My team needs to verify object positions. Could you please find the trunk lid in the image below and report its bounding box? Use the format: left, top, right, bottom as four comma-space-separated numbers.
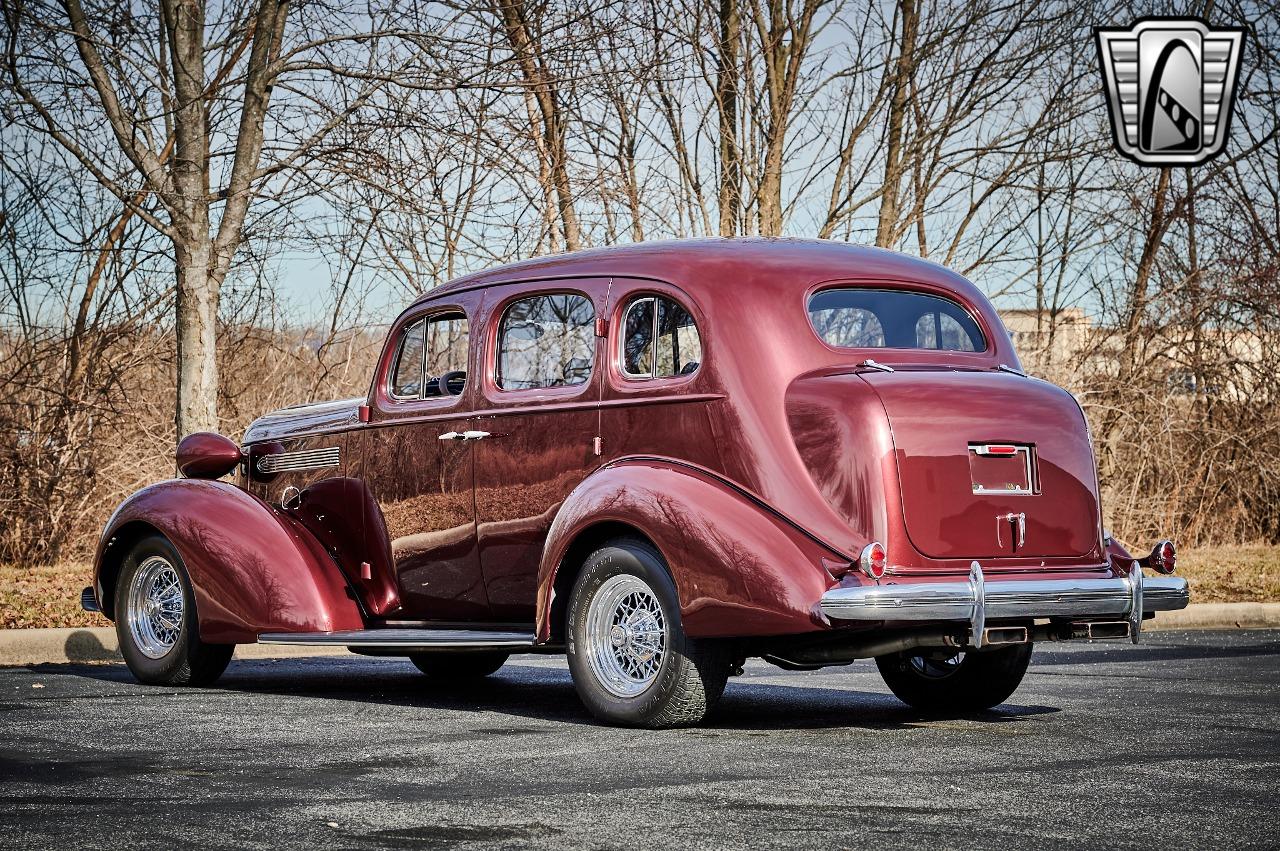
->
861, 369, 1100, 560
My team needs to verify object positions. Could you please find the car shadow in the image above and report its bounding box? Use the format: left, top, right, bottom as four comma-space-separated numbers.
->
1028, 640, 1279, 666
35, 656, 1059, 731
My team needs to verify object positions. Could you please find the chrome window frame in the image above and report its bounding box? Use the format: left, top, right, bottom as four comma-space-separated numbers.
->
495, 291, 596, 392
386, 311, 471, 403
619, 296, 658, 380
388, 318, 427, 401
617, 294, 702, 381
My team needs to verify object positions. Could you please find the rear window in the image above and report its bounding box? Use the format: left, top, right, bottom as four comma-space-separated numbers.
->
808, 289, 985, 352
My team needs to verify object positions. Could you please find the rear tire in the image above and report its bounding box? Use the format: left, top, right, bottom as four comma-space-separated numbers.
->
114, 534, 233, 687
875, 643, 1033, 712
566, 538, 730, 728
409, 651, 509, 680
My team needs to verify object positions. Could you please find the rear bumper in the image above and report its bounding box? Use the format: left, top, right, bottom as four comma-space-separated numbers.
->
819, 562, 1188, 645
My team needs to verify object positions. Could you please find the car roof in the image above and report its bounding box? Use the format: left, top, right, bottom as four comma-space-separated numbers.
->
410, 238, 983, 308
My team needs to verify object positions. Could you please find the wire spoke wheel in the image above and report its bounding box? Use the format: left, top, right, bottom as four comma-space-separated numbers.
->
126, 556, 184, 660
584, 575, 667, 698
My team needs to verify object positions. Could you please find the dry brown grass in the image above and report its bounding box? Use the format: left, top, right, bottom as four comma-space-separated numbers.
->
2, 545, 1275, 630
1173, 545, 1280, 604
1, 562, 103, 629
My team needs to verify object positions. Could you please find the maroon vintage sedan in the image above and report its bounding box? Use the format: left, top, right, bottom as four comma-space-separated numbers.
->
84, 239, 1188, 727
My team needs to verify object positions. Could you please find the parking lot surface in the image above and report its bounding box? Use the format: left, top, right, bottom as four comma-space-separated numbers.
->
1, 629, 1277, 849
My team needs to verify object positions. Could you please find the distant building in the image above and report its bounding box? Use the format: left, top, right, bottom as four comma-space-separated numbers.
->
999, 308, 1090, 366
997, 308, 1273, 400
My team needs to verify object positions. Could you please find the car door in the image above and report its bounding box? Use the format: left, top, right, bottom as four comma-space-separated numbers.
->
348, 292, 490, 621
470, 281, 609, 621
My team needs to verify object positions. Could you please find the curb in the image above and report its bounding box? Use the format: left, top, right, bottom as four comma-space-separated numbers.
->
1148, 602, 1280, 631
0, 627, 348, 667
1, 602, 1276, 667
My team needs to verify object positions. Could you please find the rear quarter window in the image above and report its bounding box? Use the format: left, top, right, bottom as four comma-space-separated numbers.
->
808, 288, 985, 352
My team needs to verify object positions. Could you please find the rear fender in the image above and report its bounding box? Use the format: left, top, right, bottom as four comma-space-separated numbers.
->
94, 479, 365, 643
536, 459, 843, 642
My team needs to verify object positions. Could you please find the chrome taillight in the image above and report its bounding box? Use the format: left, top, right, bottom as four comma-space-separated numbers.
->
1149, 540, 1177, 574
859, 542, 887, 580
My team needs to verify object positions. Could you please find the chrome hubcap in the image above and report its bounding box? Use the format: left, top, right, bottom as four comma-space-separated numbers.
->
127, 557, 184, 659
584, 575, 667, 698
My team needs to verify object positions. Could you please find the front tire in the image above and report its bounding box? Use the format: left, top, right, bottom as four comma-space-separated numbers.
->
875, 643, 1033, 712
566, 538, 730, 728
409, 651, 508, 680
114, 534, 233, 686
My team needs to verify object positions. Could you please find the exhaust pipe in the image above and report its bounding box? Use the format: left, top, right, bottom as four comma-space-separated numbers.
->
1072, 620, 1131, 640
1033, 620, 1132, 642
763, 628, 966, 669
981, 626, 1029, 646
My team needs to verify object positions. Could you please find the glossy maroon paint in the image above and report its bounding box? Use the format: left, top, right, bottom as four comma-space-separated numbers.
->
536, 459, 841, 642
469, 279, 612, 621
93, 480, 364, 643
862, 370, 1102, 562
97, 238, 1124, 645
175, 432, 242, 479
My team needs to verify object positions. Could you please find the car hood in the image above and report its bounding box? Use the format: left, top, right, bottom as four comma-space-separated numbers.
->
243, 397, 364, 444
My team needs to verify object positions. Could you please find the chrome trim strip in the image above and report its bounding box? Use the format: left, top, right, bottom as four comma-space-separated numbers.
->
256, 628, 536, 648
256, 446, 340, 474
820, 572, 1189, 623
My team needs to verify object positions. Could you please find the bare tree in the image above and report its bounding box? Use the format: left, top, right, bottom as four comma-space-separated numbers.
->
3, 0, 423, 437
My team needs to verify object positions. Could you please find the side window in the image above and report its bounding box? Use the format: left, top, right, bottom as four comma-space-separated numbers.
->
390, 320, 425, 398
812, 306, 886, 348
497, 293, 595, 390
424, 314, 470, 394
389, 313, 470, 400
622, 298, 655, 376
939, 314, 977, 352
620, 295, 702, 379
914, 312, 978, 352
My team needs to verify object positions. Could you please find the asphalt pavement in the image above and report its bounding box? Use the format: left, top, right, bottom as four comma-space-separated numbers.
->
1, 629, 1277, 850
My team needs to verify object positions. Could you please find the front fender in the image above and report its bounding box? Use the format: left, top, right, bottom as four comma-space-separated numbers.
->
94, 479, 365, 643
537, 459, 845, 642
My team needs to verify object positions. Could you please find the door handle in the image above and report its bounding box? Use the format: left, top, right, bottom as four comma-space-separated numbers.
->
438, 431, 463, 441
460, 431, 490, 441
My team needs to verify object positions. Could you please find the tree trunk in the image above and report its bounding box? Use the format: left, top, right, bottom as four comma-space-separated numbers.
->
164, 0, 219, 437
174, 235, 220, 436
494, 0, 580, 251
716, 0, 741, 237
876, 0, 917, 248
1125, 167, 1172, 347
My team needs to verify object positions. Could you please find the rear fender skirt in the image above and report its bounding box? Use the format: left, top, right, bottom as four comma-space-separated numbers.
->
93, 479, 365, 643
536, 459, 841, 642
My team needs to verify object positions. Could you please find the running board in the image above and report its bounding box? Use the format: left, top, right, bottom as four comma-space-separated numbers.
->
256, 628, 536, 650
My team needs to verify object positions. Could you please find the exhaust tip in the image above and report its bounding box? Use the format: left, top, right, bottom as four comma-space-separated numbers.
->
980, 626, 1029, 646
1071, 621, 1132, 641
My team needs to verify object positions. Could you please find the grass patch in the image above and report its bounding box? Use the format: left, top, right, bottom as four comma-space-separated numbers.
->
1, 547, 1276, 630
1173, 544, 1280, 604
1, 562, 102, 630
